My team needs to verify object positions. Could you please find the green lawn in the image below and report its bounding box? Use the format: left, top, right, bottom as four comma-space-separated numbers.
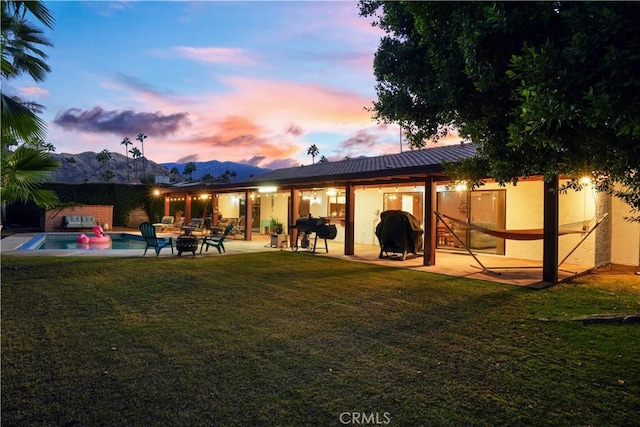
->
2, 252, 639, 426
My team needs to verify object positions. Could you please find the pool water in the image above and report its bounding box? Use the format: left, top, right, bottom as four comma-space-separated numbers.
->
19, 233, 148, 250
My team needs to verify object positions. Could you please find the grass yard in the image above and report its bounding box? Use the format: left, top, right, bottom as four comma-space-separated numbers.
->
2, 252, 639, 426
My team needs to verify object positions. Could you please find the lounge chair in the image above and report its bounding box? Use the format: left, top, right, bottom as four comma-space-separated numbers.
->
168, 218, 184, 232
200, 223, 234, 254
152, 216, 174, 232
140, 222, 174, 256
182, 218, 204, 234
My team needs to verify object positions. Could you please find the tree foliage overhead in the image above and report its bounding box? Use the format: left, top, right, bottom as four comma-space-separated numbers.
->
360, 1, 640, 216
1, 0, 59, 209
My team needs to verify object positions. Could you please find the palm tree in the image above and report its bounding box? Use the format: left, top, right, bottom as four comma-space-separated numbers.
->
130, 146, 142, 180
1, 144, 59, 208
121, 136, 131, 181
136, 133, 147, 176
169, 166, 179, 182
183, 162, 197, 181
2, 0, 54, 144
96, 148, 111, 181
220, 169, 237, 183
307, 144, 319, 164
1, 0, 59, 217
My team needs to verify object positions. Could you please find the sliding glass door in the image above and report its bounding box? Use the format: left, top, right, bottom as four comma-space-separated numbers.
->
437, 190, 506, 254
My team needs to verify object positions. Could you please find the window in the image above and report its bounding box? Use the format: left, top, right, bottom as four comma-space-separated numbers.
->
436, 190, 506, 254
327, 191, 345, 218
383, 192, 423, 223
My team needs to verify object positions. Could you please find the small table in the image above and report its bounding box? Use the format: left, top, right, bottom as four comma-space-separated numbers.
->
270, 233, 288, 248
180, 226, 194, 235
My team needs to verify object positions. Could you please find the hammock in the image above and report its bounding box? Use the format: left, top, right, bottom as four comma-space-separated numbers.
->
435, 211, 609, 275
439, 213, 595, 241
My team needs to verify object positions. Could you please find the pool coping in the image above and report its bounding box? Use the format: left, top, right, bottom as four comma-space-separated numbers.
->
1, 232, 277, 258
16, 232, 146, 251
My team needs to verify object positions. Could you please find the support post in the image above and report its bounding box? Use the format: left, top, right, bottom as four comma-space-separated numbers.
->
344, 183, 355, 255
290, 188, 299, 247
543, 176, 559, 284
185, 192, 192, 223
423, 177, 437, 266
244, 191, 252, 241
164, 195, 170, 216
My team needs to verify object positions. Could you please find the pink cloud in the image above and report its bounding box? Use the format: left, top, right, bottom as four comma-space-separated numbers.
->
172, 46, 257, 65
20, 86, 48, 98
214, 76, 375, 130
54, 72, 390, 166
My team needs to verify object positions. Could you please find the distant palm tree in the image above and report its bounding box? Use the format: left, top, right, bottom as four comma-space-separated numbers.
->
169, 166, 179, 182
121, 136, 131, 181
136, 133, 147, 176
25, 137, 55, 152
319, 155, 328, 163
183, 162, 197, 181
220, 169, 237, 183
96, 148, 111, 181
101, 169, 115, 182
307, 144, 319, 164
130, 147, 142, 179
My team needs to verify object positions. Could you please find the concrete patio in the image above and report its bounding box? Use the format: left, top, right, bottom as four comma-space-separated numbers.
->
1, 230, 593, 288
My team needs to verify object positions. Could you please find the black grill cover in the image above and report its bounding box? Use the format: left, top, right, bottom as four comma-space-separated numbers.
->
295, 216, 326, 232
375, 210, 424, 255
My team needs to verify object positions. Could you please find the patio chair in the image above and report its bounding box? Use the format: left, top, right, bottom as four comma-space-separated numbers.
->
152, 215, 174, 232
182, 218, 204, 234
200, 223, 234, 254
140, 222, 174, 256
168, 218, 184, 233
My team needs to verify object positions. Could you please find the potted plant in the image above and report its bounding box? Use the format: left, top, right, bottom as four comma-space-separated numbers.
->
269, 217, 284, 234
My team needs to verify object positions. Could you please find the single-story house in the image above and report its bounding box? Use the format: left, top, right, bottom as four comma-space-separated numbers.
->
158, 143, 639, 284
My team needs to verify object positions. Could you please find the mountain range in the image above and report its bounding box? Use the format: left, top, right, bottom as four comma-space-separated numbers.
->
46, 151, 270, 184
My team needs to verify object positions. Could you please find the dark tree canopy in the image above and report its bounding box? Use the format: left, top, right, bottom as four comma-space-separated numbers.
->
360, 1, 640, 216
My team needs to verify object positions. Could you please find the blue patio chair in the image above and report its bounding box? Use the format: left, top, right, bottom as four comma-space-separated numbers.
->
140, 222, 174, 256
200, 223, 234, 254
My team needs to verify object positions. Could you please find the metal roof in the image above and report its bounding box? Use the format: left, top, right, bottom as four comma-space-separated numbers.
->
161, 143, 477, 193
239, 143, 477, 185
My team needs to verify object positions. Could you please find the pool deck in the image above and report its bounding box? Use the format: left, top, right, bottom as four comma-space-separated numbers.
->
1, 229, 595, 288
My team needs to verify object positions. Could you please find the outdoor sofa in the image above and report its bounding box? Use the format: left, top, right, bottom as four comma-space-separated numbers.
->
63, 215, 97, 229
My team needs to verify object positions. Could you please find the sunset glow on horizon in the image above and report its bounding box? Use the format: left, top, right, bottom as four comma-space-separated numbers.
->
7, 1, 461, 169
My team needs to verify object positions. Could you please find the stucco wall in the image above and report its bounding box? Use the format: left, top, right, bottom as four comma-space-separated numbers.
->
253, 179, 639, 266
354, 188, 385, 245
611, 193, 640, 266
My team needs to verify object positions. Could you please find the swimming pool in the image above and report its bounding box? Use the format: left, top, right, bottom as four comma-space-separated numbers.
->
17, 233, 148, 251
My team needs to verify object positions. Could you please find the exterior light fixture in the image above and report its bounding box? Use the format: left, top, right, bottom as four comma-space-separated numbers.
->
455, 182, 468, 192
258, 186, 277, 193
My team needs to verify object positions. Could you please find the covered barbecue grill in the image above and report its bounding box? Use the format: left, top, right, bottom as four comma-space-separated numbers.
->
292, 215, 337, 253
375, 210, 424, 260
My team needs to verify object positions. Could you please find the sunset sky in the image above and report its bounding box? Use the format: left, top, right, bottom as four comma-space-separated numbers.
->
6, 0, 461, 169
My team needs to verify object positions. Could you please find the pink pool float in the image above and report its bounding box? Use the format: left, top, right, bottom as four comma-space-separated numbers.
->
77, 225, 111, 245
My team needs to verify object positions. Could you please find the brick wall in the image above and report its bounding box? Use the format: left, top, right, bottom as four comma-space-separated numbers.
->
45, 205, 114, 232
126, 207, 150, 228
